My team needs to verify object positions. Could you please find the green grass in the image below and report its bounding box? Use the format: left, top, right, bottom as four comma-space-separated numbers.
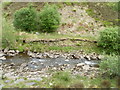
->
2, 70, 118, 88
12, 41, 102, 54
2, 19, 115, 55
2, 18, 19, 49
106, 2, 119, 12
2, 2, 12, 8
86, 9, 95, 16
48, 46, 79, 52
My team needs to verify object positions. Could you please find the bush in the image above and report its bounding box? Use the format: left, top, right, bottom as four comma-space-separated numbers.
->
2, 19, 18, 49
13, 5, 37, 32
107, 2, 120, 11
98, 27, 119, 51
38, 4, 60, 33
100, 55, 119, 77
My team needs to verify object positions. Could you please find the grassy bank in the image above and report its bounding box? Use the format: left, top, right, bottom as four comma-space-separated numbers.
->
2, 71, 118, 88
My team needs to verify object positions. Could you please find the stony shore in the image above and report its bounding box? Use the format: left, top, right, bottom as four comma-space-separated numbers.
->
0, 49, 102, 81
0, 49, 104, 88
0, 49, 103, 61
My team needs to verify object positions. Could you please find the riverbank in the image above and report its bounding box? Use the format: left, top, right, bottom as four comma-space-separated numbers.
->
0, 48, 103, 60
0, 58, 117, 88
1, 2, 119, 88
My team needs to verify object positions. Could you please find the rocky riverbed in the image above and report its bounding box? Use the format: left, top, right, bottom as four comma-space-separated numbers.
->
0, 49, 103, 88
0, 49, 103, 60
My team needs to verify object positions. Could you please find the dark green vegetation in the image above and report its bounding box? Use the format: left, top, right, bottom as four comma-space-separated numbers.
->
13, 3, 60, 33
38, 4, 60, 32
106, 2, 120, 12
1, 2, 120, 88
2, 19, 18, 49
100, 55, 119, 77
13, 4, 37, 32
98, 27, 119, 54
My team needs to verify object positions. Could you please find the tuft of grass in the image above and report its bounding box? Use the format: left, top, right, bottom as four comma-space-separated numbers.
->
70, 81, 84, 88
51, 71, 72, 87
86, 9, 95, 16
102, 21, 113, 26
48, 46, 78, 52
2, 2, 12, 9
100, 80, 111, 88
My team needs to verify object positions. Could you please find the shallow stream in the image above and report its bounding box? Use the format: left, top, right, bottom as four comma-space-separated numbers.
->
1, 53, 100, 70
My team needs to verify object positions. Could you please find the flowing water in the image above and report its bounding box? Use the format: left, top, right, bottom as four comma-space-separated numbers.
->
1, 53, 100, 70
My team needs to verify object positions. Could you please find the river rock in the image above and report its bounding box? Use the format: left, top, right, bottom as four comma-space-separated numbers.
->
16, 50, 19, 53
21, 63, 28, 68
4, 48, 9, 53
25, 82, 36, 86
8, 53, 16, 57
0, 56, 6, 60
84, 55, 91, 60
14, 78, 25, 84
0, 84, 4, 89
83, 65, 90, 70
4, 80, 11, 83
0, 52, 4, 57
8, 50, 16, 54
27, 51, 35, 57
42, 54, 48, 58
92, 64, 99, 68
52, 67, 57, 70
9, 63, 15, 66
90, 56, 97, 60
65, 59, 69, 62
70, 54, 80, 59
76, 63, 85, 67
97, 55, 104, 60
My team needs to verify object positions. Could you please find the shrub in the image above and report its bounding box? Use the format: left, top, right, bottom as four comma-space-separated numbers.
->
100, 55, 119, 77
97, 27, 119, 51
2, 19, 18, 49
38, 4, 60, 33
107, 2, 120, 11
13, 5, 37, 32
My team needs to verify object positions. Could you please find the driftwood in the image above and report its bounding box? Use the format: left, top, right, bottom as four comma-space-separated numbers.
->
26, 38, 97, 43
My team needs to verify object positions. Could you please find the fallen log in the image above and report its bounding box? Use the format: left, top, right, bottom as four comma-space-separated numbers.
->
26, 38, 97, 43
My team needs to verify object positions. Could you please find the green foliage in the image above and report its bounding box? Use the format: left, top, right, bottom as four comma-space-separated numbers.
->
100, 55, 119, 77
38, 4, 60, 33
64, 2, 73, 6
13, 5, 37, 32
2, 19, 19, 49
107, 2, 120, 11
3, 2, 12, 8
53, 71, 72, 82
98, 27, 119, 51
86, 9, 95, 16
102, 21, 113, 26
